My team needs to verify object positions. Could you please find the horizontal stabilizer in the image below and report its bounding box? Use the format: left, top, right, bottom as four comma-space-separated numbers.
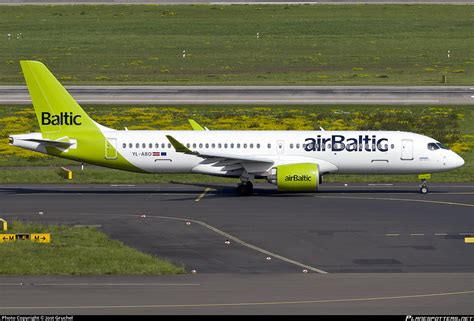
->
25, 138, 73, 148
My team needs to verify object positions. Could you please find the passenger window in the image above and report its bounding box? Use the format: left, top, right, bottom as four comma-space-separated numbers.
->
243, 143, 247, 149
122, 143, 126, 148
129, 143, 133, 148
296, 143, 300, 149
218, 143, 222, 148
224, 143, 228, 148
205, 143, 209, 148
193, 143, 196, 148
257, 143, 260, 149
149, 143, 152, 149
136, 143, 139, 148
155, 143, 159, 148
290, 143, 294, 149
267, 143, 271, 149
187, 143, 190, 148
142, 143, 146, 148
161, 143, 165, 149
237, 143, 241, 148
199, 143, 203, 148
212, 143, 215, 148
250, 143, 253, 149
231, 143, 234, 148
168, 143, 171, 148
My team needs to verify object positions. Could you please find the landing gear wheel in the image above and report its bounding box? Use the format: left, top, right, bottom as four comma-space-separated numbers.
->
419, 186, 429, 194
419, 179, 429, 194
237, 181, 253, 196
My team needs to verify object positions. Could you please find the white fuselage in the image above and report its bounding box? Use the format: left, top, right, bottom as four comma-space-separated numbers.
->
102, 130, 464, 177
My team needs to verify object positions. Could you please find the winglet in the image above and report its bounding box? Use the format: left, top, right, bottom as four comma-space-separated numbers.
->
188, 119, 207, 131
166, 135, 194, 154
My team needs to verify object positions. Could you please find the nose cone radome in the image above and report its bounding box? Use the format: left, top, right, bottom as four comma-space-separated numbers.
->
451, 153, 465, 169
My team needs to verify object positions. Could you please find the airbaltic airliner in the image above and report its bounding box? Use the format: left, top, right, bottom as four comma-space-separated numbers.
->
9, 61, 464, 195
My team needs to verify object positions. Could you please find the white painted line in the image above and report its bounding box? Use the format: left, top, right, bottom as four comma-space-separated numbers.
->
195, 188, 211, 202
30, 283, 200, 287
76, 99, 443, 104
435, 233, 448, 236
410, 234, 425, 236
193, 219, 328, 274
368, 184, 394, 186
385, 234, 400, 236
0, 99, 441, 104
314, 195, 474, 208
148, 215, 328, 274
459, 233, 474, 236
211, 2, 318, 4
2, 290, 474, 310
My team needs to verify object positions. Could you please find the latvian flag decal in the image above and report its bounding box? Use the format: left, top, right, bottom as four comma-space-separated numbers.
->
153, 151, 167, 156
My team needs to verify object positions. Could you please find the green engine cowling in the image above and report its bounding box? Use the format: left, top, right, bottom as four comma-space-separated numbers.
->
267, 163, 319, 192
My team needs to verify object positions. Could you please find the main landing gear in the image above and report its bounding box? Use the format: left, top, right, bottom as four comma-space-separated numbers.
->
237, 171, 254, 196
237, 181, 253, 196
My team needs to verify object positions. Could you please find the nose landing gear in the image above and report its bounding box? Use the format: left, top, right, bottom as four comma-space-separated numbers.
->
418, 174, 431, 194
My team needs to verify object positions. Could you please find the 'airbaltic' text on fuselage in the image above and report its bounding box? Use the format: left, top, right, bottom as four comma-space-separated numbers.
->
305, 135, 389, 152
41, 112, 82, 126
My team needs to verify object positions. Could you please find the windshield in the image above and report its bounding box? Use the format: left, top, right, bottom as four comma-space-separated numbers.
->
427, 143, 439, 151
436, 142, 449, 150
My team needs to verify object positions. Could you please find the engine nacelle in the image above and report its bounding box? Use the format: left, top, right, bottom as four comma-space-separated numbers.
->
267, 163, 319, 192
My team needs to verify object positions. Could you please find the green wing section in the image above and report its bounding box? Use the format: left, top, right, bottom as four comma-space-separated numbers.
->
188, 119, 206, 131
166, 135, 194, 155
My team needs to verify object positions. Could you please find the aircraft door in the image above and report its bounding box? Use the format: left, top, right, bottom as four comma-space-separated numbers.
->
401, 139, 413, 160
277, 140, 285, 154
105, 138, 118, 160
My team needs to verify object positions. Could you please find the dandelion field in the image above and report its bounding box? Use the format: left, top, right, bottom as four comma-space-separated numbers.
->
0, 5, 473, 85
0, 104, 472, 183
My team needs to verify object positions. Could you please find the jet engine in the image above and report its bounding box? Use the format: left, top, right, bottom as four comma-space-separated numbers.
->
267, 163, 319, 192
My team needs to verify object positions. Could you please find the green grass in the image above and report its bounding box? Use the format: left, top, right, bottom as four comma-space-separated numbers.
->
0, 221, 184, 275
0, 5, 473, 85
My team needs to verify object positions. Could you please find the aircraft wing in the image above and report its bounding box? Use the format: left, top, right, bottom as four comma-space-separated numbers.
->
166, 135, 274, 173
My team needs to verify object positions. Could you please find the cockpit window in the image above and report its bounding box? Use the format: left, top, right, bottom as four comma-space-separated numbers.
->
436, 142, 449, 150
427, 143, 439, 151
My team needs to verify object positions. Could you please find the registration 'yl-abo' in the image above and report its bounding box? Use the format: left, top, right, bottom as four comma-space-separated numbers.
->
10, 61, 465, 195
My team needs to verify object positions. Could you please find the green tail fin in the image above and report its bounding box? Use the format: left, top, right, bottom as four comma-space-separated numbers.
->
20, 60, 98, 139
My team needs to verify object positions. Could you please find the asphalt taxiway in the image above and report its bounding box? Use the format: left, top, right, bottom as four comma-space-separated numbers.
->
0, 183, 472, 314
1, 86, 473, 105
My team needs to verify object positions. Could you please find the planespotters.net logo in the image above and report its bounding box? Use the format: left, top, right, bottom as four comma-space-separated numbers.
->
406, 316, 474, 321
